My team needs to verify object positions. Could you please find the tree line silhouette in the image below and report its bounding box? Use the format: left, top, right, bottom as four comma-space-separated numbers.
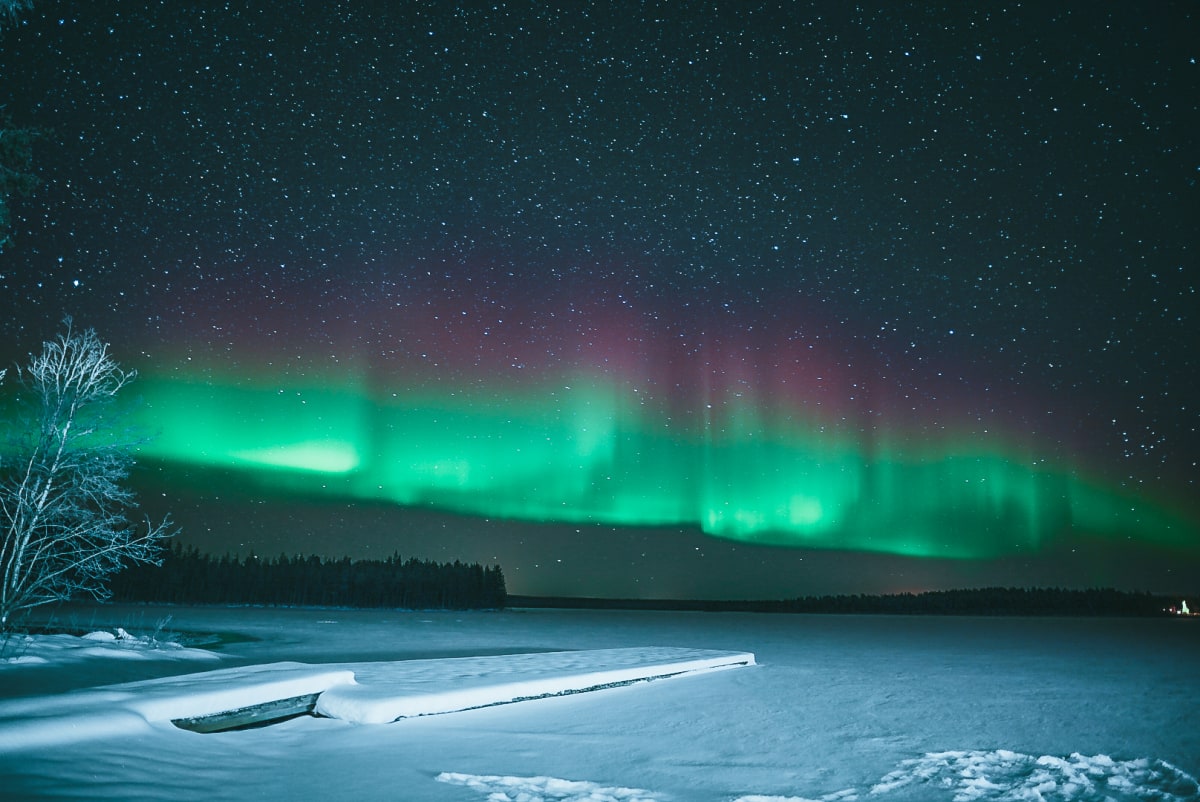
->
509, 586, 1181, 616
772, 586, 1175, 616
111, 543, 507, 610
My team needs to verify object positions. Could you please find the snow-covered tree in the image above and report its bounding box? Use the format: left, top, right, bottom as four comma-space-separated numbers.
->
0, 320, 175, 629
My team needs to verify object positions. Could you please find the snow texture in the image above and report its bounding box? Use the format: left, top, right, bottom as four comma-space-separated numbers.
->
437, 772, 660, 801
869, 749, 1200, 801
0, 607, 1197, 801
441, 753, 1200, 802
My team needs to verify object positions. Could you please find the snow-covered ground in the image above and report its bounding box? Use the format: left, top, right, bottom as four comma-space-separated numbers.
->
1, 604, 1197, 801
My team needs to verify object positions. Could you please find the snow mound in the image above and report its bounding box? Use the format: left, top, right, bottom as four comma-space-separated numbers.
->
447, 752, 1200, 802
437, 772, 660, 802
869, 749, 1200, 801
1, 630, 220, 665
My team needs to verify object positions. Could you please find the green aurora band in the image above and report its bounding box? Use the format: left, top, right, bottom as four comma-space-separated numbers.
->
122, 370, 1198, 560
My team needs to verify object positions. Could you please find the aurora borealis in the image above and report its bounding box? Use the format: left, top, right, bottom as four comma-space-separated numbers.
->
127, 352, 1193, 564
1, 2, 1197, 597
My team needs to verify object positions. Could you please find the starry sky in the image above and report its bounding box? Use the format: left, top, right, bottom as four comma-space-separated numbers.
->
1, 1, 1197, 599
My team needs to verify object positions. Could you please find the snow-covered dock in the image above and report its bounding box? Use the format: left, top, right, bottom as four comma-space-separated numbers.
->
0, 647, 754, 749
316, 646, 756, 723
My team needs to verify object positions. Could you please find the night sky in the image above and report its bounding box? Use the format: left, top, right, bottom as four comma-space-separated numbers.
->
1, 1, 1197, 599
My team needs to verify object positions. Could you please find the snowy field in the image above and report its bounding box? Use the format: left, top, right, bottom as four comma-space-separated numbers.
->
1, 604, 1198, 801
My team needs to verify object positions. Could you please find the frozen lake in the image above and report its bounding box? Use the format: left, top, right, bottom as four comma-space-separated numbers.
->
1, 604, 1197, 801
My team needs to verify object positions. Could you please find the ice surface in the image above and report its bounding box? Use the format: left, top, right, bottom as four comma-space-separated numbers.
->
0, 606, 1197, 801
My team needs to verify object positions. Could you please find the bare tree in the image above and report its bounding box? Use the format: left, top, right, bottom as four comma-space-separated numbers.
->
0, 320, 175, 628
